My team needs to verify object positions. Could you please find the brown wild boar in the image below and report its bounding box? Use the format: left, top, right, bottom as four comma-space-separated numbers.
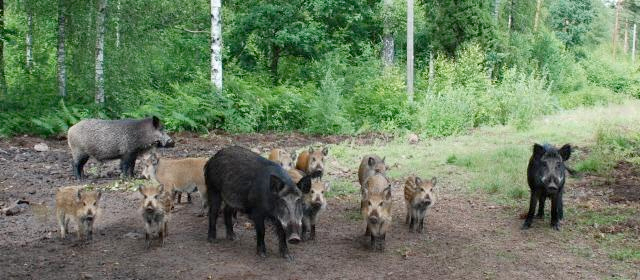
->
268, 148, 297, 171
301, 179, 330, 240
55, 186, 102, 240
404, 176, 437, 233
358, 154, 387, 187
141, 153, 208, 215
138, 184, 172, 248
295, 146, 329, 175
361, 174, 392, 251
287, 168, 306, 184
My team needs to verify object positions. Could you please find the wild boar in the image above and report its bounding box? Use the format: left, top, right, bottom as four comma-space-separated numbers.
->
404, 176, 437, 233
55, 186, 102, 240
141, 153, 208, 215
361, 174, 392, 250
204, 146, 319, 261
522, 143, 571, 231
287, 168, 306, 184
67, 116, 174, 179
301, 179, 330, 241
358, 154, 387, 187
268, 148, 297, 171
138, 184, 172, 248
295, 146, 328, 175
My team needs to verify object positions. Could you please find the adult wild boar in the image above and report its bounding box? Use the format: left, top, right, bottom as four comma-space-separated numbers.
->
522, 143, 571, 231
204, 146, 319, 261
67, 116, 174, 179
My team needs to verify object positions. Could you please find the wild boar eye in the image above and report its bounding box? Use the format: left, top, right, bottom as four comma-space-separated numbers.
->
93, 202, 97, 206
83, 202, 87, 206
367, 201, 372, 206
154, 195, 158, 199
378, 201, 383, 207
312, 158, 316, 162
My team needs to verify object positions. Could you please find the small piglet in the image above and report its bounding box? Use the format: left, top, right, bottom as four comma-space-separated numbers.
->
138, 184, 172, 248
404, 176, 436, 233
296, 146, 328, 175
361, 174, 392, 251
301, 179, 330, 241
268, 148, 297, 171
522, 143, 571, 231
55, 186, 102, 240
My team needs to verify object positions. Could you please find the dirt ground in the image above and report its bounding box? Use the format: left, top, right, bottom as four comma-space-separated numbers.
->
0, 133, 637, 279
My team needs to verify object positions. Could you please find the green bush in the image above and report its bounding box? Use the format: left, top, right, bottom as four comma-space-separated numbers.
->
415, 87, 475, 137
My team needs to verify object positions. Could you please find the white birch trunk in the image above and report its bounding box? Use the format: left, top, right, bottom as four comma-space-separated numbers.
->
428, 51, 434, 87
406, 0, 414, 102
57, 0, 66, 97
95, 0, 107, 104
494, 0, 500, 21
624, 21, 628, 54
211, 0, 223, 94
612, 1, 621, 60
633, 24, 637, 65
534, 0, 543, 32
382, 0, 394, 67
115, 0, 121, 48
26, 0, 34, 70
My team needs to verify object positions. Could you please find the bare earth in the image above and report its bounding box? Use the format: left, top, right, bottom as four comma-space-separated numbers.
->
0, 133, 636, 279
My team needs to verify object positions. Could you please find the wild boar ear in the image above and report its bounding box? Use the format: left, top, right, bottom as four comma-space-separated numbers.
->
96, 190, 102, 201
414, 176, 423, 186
384, 185, 392, 200
76, 189, 83, 200
270, 175, 285, 194
559, 144, 571, 161
533, 143, 545, 159
137, 185, 145, 195
308, 147, 315, 153
290, 152, 297, 160
430, 177, 438, 187
324, 182, 331, 192
152, 116, 160, 129
297, 174, 313, 193
382, 156, 386, 163
368, 157, 376, 167
322, 147, 329, 156
158, 184, 165, 194
150, 153, 159, 165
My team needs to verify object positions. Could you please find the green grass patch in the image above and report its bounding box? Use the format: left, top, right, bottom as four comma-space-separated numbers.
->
609, 248, 640, 262
326, 179, 359, 198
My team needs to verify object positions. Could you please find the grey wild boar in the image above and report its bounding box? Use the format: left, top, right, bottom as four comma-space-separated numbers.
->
522, 143, 571, 231
268, 148, 297, 171
67, 116, 174, 179
295, 146, 328, 175
55, 186, 102, 240
358, 154, 387, 187
361, 174, 392, 251
141, 153, 208, 215
138, 184, 172, 248
404, 176, 436, 233
301, 179, 330, 241
204, 146, 320, 261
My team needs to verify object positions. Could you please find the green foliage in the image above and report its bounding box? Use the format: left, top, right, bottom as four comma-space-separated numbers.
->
575, 127, 640, 175
549, 0, 596, 48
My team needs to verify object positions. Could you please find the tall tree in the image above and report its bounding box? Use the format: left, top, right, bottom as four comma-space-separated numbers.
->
0, 0, 5, 96
57, 0, 67, 97
25, 0, 34, 71
613, 0, 622, 59
211, 0, 222, 93
382, 0, 394, 67
534, 0, 543, 32
549, 0, 595, 48
633, 23, 637, 64
407, 0, 414, 102
115, 0, 120, 48
95, 0, 107, 104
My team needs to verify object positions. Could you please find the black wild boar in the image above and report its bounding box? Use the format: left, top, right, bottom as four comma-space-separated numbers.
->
204, 146, 318, 261
522, 143, 571, 231
67, 116, 174, 179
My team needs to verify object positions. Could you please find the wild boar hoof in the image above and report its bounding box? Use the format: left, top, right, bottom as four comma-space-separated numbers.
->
551, 224, 560, 231
283, 253, 294, 262
258, 251, 267, 259
521, 223, 531, 230
226, 232, 237, 241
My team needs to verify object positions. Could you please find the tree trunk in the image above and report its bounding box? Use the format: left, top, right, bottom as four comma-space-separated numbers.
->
95, 0, 107, 104
270, 44, 281, 85
57, 0, 67, 98
382, 0, 394, 67
428, 51, 434, 87
624, 21, 629, 54
534, 0, 543, 32
612, 1, 621, 60
211, 0, 222, 93
26, 0, 34, 71
115, 0, 121, 48
633, 23, 637, 65
0, 0, 6, 96
406, 0, 414, 102
494, 0, 500, 22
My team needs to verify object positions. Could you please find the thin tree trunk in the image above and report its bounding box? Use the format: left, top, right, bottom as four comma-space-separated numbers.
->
57, 0, 67, 97
95, 0, 107, 104
115, 0, 120, 48
633, 23, 637, 65
494, 0, 500, 22
534, 0, 543, 32
211, 0, 222, 93
382, 0, 394, 67
624, 21, 629, 54
612, 1, 621, 60
26, 0, 34, 71
406, 0, 414, 102
0, 0, 6, 96
428, 51, 434, 87
270, 44, 281, 85
507, 0, 513, 32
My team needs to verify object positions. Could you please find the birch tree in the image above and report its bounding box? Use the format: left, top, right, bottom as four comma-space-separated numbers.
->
407, 0, 414, 102
534, 0, 543, 32
0, 0, 5, 96
25, 0, 33, 70
57, 0, 66, 97
632, 23, 637, 64
95, 0, 107, 104
211, 0, 222, 93
382, 0, 394, 67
